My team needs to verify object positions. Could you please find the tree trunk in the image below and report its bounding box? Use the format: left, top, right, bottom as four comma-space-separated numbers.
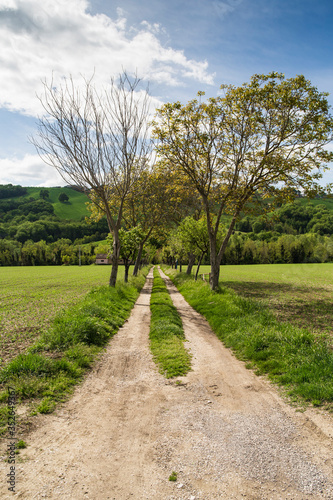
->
109, 229, 120, 287
124, 262, 130, 283
208, 210, 240, 290
195, 252, 204, 281
186, 252, 196, 274
209, 235, 220, 290
133, 242, 144, 276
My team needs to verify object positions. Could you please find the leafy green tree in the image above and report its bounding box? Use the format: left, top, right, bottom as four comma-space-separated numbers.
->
39, 188, 49, 200
58, 192, 69, 203
177, 216, 216, 279
168, 231, 187, 272
0, 239, 21, 265
109, 226, 144, 283
154, 72, 333, 289
0, 184, 27, 199
120, 167, 173, 276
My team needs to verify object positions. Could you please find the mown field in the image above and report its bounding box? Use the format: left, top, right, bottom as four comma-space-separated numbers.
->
0, 265, 128, 367
197, 263, 333, 337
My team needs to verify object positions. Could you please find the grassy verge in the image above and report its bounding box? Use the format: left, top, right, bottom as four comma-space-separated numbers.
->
198, 263, 333, 338
149, 268, 191, 378
165, 268, 333, 409
0, 268, 149, 437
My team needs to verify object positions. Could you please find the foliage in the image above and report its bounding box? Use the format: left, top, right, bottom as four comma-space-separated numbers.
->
39, 188, 49, 200
0, 184, 27, 199
169, 471, 178, 482
114, 225, 144, 282
86, 164, 187, 276
177, 216, 209, 256
154, 72, 333, 289
58, 192, 69, 203
236, 200, 333, 236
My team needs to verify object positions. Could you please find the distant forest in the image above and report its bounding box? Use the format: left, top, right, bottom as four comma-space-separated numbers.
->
0, 184, 332, 266
0, 184, 109, 266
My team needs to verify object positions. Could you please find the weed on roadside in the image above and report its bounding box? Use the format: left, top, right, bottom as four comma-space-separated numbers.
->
169, 471, 177, 482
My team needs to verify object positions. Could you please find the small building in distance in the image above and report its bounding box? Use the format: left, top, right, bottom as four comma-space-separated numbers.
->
95, 254, 111, 265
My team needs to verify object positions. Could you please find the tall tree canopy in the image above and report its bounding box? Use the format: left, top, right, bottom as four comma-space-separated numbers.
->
153, 72, 333, 289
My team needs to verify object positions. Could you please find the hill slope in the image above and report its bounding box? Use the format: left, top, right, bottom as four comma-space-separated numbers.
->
24, 187, 90, 221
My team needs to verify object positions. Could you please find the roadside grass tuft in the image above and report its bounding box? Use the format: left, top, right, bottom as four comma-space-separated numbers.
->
149, 268, 191, 378
0, 268, 149, 436
16, 440, 27, 449
169, 471, 178, 481
166, 269, 333, 408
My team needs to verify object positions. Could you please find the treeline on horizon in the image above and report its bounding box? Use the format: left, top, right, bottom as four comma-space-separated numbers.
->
0, 183, 332, 267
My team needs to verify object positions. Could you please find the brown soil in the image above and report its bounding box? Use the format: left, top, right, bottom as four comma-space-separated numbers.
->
1, 267, 333, 499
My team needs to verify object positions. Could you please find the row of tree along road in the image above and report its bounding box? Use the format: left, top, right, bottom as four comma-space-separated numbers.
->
31, 71, 333, 289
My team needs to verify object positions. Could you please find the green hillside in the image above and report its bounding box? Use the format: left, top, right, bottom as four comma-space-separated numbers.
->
296, 196, 333, 211
24, 187, 90, 221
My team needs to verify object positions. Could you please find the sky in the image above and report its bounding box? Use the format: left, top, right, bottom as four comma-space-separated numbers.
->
0, 0, 333, 187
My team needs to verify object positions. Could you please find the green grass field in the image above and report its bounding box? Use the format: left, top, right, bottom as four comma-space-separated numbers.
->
194, 263, 333, 336
167, 268, 333, 407
25, 187, 90, 220
0, 265, 130, 367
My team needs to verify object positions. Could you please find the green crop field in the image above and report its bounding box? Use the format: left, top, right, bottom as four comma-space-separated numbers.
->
196, 263, 333, 336
0, 265, 129, 367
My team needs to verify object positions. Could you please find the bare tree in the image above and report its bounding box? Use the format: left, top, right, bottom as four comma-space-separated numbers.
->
31, 73, 153, 286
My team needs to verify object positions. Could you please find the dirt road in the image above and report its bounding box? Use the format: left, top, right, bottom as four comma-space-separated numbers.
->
1, 267, 333, 499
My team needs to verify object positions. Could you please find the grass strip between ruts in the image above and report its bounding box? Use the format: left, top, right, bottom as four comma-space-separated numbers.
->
149, 268, 191, 378
0, 268, 150, 436
166, 268, 333, 409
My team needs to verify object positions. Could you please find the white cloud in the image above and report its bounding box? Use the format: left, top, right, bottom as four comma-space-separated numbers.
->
0, 0, 214, 117
0, 154, 65, 186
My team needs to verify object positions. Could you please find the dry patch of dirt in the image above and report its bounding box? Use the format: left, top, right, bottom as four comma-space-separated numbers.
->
1, 267, 333, 499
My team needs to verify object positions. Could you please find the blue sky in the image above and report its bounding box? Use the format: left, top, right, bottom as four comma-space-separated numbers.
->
0, 0, 332, 186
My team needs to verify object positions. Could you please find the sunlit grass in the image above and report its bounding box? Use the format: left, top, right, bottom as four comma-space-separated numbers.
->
0, 267, 149, 435
166, 268, 333, 409
194, 263, 333, 337
0, 265, 131, 367
149, 268, 191, 378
